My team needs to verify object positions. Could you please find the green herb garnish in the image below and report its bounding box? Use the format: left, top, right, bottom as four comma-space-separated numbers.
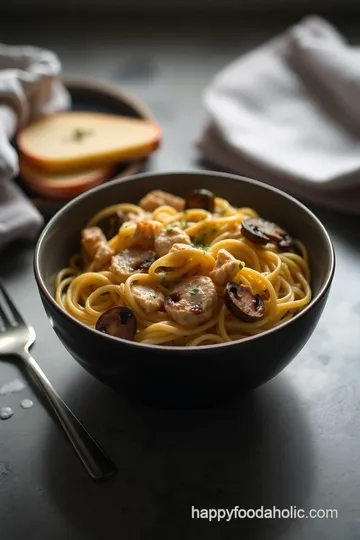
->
192, 242, 210, 251
190, 288, 199, 296
197, 234, 207, 245
64, 128, 93, 143
239, 262, 244, 270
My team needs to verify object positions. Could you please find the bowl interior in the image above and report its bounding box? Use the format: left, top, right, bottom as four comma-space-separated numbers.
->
36, 171, 334, 320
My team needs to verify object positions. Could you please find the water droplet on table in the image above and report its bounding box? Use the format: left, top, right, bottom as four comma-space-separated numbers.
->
20, 399, 33, 410
0, 407, 14, 420
0, 379, 25, 396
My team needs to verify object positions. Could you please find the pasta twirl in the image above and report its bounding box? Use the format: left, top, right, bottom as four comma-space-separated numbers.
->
55, 189, 312, 346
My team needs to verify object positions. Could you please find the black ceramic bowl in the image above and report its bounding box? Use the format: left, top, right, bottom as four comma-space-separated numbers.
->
34, 171, 335, 407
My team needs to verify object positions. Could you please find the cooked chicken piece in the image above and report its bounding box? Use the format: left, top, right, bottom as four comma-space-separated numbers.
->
91, 243, 115, 271
155, 226, 191, 257
164, 276, 217, 326
129, 220, 163, 250
109, 249, 156, 283
209, 249, 240, 287
132, 284, 164, 313
169, 243, 197, 253
127, 211, 152, 222
81, 245, 91, 268
81, 226, 114, 271
139, 190, 185, 212
82, 227, 107, 258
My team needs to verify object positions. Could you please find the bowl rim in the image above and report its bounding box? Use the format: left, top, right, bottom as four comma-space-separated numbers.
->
34, 170, 336, 351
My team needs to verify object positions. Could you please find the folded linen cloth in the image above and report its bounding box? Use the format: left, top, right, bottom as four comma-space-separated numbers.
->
198, 16, 360, 213
0, 44, 70, 251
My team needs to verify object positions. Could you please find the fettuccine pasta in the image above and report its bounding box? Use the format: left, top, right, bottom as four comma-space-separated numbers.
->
55, 189, 311, 346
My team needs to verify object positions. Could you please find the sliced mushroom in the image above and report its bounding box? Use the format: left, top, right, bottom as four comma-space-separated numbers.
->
137, 256, 156, 272
241, 218, 292, 248
104, 210, 126, 239
184, 189, 215, 212
164, 276, 217, 326
95, 306, 137, 340
224, 282, 265, 322
109, 249, 156, 283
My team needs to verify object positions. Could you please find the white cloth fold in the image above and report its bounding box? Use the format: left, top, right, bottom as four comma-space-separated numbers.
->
0, 44, 70, 251
199, 15, 360, 213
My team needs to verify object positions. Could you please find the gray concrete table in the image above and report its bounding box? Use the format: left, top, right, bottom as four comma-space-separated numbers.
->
0, 13, 359, 540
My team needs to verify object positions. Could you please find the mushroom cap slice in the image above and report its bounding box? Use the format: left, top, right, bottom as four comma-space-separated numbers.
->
224, 282, 265, 322
184, 189, 215, 213
241, 218, 292, 248
96, 306, 137, 340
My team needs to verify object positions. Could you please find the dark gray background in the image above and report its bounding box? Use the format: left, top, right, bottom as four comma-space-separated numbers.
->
2, 0, 360, 12
0, 11, 359, 540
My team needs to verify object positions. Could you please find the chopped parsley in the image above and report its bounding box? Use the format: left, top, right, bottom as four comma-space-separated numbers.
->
195, 234, 208, 245
238, 262, 244, 270
166, 226, 175, 233
64, 128, 93, 143
190, 288, 200, 296
192, 242, 210, 251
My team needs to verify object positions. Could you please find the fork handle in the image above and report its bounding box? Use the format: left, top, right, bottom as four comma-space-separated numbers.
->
20, 349, 116, 481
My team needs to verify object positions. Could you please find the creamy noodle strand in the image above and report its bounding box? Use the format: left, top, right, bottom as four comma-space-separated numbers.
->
55, 190, 312, 346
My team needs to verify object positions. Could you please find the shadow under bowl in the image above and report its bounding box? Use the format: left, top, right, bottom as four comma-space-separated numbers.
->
34, 171, 335, 408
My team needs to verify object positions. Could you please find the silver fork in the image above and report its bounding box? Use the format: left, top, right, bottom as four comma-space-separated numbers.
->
0, 281, 116, 481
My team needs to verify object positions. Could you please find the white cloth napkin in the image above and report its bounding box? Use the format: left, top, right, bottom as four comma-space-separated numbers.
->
0, 44, 70, 251
198, 16, 360, 213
